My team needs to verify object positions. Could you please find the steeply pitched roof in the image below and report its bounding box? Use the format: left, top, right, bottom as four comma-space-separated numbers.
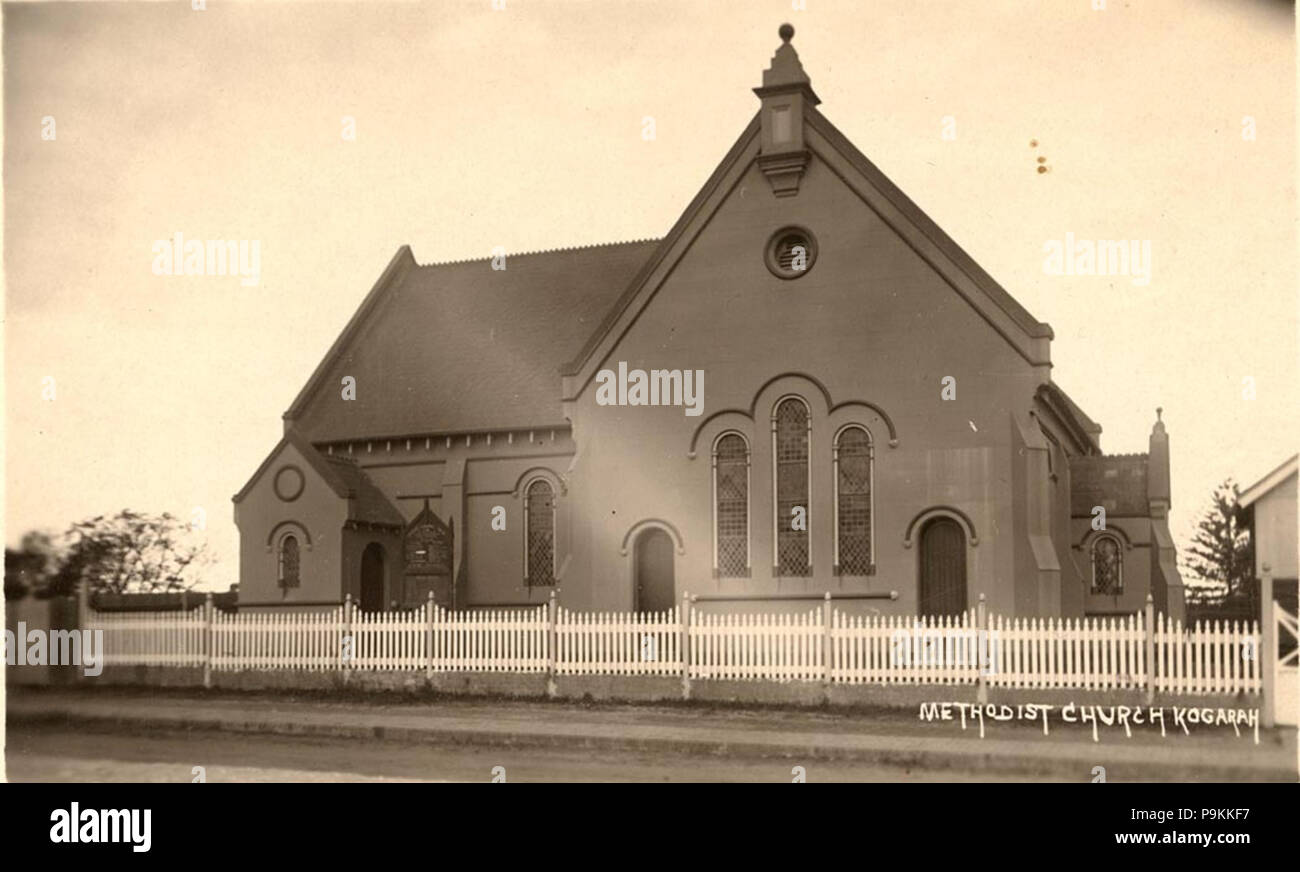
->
323, 456, 406, 528
285, 239, 660, 440
232, 429, 404, 528
287, 42, 1056, 435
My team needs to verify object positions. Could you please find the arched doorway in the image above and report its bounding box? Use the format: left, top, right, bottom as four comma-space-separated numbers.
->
919, 517, 966, 617
360, 542, 386, 612
634, 528, 675, 613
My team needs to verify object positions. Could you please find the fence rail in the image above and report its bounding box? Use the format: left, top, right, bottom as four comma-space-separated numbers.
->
82, 594, 1262, 695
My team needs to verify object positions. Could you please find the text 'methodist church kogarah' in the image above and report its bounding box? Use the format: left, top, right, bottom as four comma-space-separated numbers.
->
234, 26, 1186, 621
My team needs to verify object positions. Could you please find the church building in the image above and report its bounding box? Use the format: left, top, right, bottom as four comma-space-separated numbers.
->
233, 26, 1185, 621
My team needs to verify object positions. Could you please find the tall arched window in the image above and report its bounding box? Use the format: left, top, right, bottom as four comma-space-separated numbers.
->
713, 433, 750, 577
1091, 535, 1122, 594
773, 397, 811, 576
834, 425, 873, 575
525, 479, 555, 586
278, 534, 300, 589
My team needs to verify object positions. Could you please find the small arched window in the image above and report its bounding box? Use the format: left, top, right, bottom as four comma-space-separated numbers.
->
278, 534, 300, 589
834, 425, 873, 575
1091, 535, 1122, 595
773, 397, 811, 576
713, 433, 750, 577
525, 479, 555, 586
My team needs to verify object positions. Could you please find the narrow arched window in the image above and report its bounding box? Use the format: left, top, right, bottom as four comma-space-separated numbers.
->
525, 479, 555, 586
713, 433, 750, 577
278, 535, 300, 589
835, 426, 873, 575
773, 397, 811, 576
1091, 535, 1122, 595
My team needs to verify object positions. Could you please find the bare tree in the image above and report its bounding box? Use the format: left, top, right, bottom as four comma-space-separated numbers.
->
48, 510, 208, 596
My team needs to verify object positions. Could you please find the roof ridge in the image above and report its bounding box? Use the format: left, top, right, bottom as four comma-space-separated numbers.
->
415, 237, 660, 268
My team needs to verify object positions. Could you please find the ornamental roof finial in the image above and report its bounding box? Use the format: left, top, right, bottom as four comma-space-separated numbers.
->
757, 22, 817, 100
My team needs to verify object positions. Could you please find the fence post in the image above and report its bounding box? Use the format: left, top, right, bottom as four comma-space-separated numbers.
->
77, 581, 89, 629
822, 592, 833, 689
681, 591, 692, 700
203, 593, 214, 689
425, 590, 435, 681
1261, 565, 1275, 728
76, 582, 90, 685
976, 592, 988, 704
546, 589, 558, 698
1144, 594, 1155, 704
341, 593, 353, 673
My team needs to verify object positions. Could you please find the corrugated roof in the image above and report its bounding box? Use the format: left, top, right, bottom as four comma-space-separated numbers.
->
289, 96, 1060, 438
287, 240, 661, 441
324, 456, 406, 528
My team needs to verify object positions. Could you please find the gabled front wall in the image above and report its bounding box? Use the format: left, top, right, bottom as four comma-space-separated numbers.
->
565, 147, 1048, 615
1253, 475, 1298, 581
234, 440, 349, 608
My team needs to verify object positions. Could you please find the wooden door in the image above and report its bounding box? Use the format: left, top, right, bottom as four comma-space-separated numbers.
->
919, 517, 966, 617
360, 542, 386, 612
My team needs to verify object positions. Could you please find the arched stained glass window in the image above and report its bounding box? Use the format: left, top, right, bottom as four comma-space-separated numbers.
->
1091, 535, 1122, 595
835, 426, 872, 575
774, 397, 810, 576
278, 535, 300, 589
525, 479, 555, 586
714, 433, 749, 577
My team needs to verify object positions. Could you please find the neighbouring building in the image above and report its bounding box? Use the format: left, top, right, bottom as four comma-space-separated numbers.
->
233, 26, 1185, 620
1238, 454, 1299, 612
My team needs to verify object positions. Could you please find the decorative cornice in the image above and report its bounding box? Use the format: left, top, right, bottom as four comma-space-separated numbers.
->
756, 150, 810, 198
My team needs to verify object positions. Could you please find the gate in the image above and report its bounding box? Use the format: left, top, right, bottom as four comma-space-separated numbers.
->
1263, 569, 1298, 728
1272, 600, 1298, 727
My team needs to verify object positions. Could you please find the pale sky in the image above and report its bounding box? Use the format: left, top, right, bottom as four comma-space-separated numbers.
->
3, 0, 1296, 591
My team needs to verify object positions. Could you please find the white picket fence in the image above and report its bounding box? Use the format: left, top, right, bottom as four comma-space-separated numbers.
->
556, 607, 680, 676
691, 610, 823, 681
83, 603, 1263, 695
88, 610, 207, 667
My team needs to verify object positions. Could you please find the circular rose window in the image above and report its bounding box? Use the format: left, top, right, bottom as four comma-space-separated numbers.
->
274, 465, 305, 502
765, 226, 818, 279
